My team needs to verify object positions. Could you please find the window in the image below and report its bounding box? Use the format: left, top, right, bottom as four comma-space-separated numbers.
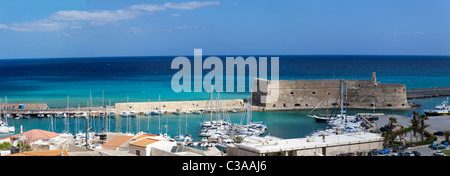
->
283, 103, 286, 107
312, 92, 316, 94
273, 104, 276, 107
136, 150, 141, 156
290, 92, 294, 95
387, 104, 393, 107
295, 104, 300, 107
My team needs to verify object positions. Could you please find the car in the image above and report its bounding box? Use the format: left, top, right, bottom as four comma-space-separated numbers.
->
433, 131, 444, 136
429, 143, 446, 150
433, 150, 445, 156
411, 151, 421, 156
404, 151, 415, 156
368, 149, 379, 156
379, 148, 391, 154
393, 146, 406, 152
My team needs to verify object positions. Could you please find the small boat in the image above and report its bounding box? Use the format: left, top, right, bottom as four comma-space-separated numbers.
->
108, 112, 116, 118
174, 109, 182, 115
15, 113, 23, 119
5, 113, 12, 119
121, 111, 131, 117
193, 111, 202, 114
37, 112, 45, 118
130, 111, 137, 117
231, 109, 238, 113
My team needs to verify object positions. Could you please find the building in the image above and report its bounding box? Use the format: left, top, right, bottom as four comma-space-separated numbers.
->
102, 135, 134, 151
6, 149, 68, 156
227, 132, 383, 156
252, 72, 410, 110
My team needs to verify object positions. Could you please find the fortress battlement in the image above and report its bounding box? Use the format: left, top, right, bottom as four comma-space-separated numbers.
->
252, 72, 410, 110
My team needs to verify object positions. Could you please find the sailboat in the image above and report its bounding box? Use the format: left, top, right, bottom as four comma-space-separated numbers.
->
236, 98, 267, 136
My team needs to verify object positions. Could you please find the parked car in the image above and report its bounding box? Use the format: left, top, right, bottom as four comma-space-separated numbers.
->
411, 151, 421, 156
404, 151, 415, 156
429, 143, 446, 150
393, 146, 406, 152
368, 149, 379, 156
379, 148, 391, 154
433, 131, 444, 136
433, 150, 445, 156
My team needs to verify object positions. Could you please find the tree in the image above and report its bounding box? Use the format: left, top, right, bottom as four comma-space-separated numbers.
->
410, 111, 420, 138
233, 135, 246, 144
418, 114, 429, 141
444, 131, 450, 142
383, 117, 397, 148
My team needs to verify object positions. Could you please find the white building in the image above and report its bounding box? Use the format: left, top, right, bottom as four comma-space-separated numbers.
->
227, 132, 383, 156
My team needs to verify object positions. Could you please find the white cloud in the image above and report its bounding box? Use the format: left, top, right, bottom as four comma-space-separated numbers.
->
127, 4, 166, 12
1, 1, 221, 32
49, 10, 141, 22
164, 1, 221, 10
0, 19, 81, 32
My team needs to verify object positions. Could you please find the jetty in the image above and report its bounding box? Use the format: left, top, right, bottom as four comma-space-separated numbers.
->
406, 87, 450, 99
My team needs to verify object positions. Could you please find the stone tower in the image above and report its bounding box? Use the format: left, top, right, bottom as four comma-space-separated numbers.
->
371, 72, 377, 86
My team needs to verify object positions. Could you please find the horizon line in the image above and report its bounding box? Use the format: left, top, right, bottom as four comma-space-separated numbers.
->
1, 54, 450, 60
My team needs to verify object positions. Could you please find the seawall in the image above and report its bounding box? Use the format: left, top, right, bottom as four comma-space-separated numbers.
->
114, 99, 246, 114
406, 87, 450, 99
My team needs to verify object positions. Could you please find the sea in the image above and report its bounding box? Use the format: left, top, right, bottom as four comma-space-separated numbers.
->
0, 55, 449, 140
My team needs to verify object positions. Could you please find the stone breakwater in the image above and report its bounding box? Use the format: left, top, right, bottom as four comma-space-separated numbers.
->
114, 99, 246, 114
406, 87, 450, 99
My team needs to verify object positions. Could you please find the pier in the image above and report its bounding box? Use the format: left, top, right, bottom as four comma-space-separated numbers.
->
406, 87, 450, 99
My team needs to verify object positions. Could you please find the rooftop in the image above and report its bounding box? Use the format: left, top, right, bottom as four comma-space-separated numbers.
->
234, 132, 382, 154
102, 135, 134, 150
7, 149, 68, 156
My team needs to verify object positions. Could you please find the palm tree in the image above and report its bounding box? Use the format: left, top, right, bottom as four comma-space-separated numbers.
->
383, 117, 397, 148
418, 114, 429, 141
410, 111, 420, 138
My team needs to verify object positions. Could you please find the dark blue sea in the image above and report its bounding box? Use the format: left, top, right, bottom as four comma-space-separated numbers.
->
0, 55, 448, 139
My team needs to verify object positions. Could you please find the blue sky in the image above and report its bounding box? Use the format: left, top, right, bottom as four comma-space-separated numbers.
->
0, 0, 449, 59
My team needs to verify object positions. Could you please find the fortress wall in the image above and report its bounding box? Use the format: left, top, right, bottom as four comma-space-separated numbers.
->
252, 73, 410, 110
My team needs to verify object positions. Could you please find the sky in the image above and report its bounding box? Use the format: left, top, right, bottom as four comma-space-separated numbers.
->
0, 0, 449, 59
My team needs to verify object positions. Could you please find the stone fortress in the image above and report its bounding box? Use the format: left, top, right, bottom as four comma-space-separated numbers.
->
252, 72, 410, 111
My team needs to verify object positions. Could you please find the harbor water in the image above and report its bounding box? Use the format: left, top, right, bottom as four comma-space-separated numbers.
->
0, 55, 448, 140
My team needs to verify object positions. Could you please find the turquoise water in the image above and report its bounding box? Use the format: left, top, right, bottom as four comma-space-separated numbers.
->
0, 55, 448, 140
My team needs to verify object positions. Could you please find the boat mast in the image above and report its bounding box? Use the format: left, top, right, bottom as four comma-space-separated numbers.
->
158, 94, 161, 135
340, 81, 344, 117
210, 85, 213, 122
